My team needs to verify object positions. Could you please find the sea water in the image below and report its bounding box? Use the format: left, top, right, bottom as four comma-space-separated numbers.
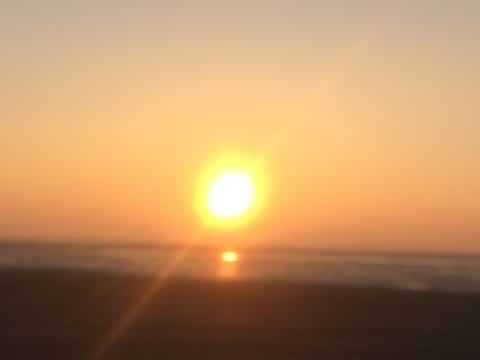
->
0, 241, 479, 293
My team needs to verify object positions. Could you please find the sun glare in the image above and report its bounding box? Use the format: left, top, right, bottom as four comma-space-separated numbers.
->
207, 172, 254, 219
195, 154, 267, 228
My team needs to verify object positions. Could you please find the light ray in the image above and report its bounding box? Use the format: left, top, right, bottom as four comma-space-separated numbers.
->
259, 5, 403, 163
86, 231, 204, 360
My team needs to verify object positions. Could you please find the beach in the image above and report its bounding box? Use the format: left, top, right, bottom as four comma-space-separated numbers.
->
0, 268, 479, 359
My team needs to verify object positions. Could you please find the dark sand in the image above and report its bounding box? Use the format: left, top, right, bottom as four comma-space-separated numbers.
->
0, 269, 479, 359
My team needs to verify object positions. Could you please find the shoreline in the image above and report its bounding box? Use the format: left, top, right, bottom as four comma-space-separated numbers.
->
1, 268, 479, 359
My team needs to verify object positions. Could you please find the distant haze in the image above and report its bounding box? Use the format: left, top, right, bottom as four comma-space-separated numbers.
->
1, 0, 479, 252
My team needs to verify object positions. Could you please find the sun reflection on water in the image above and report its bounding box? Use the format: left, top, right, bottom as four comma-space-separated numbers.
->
218, 251, 239, 279
221, 251, 239, 263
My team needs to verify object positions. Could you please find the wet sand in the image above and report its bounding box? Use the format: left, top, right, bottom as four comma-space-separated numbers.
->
0, 268, 479, 359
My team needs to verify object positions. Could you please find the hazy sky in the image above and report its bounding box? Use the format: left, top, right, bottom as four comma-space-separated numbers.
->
1, 0, 479, 252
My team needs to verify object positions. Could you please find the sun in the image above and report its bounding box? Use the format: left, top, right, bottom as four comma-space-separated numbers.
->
195, 154, 267, 228
207, 171, 255, 219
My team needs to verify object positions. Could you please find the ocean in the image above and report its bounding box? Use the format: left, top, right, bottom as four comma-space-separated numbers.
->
1, 241, 479, 293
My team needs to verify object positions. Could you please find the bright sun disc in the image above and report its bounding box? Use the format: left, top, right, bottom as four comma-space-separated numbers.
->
195, 153, 267, 228
207, 171, 254, 219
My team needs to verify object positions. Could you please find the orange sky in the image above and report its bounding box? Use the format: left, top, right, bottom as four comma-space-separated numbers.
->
1, 1, 479, 252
